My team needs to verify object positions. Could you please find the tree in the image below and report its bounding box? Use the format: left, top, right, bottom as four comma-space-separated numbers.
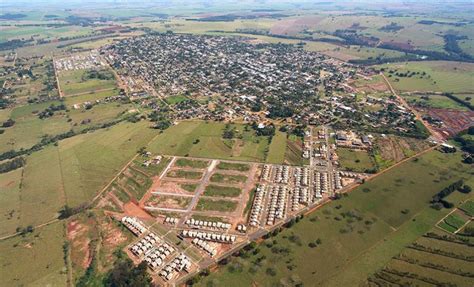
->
105, 259, 151, 287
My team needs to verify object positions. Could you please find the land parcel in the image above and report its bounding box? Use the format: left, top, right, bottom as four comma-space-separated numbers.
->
147, 121, 271, 162
196, 150, 472, 287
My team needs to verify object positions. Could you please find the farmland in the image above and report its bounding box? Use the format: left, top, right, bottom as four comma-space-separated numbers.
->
0, 222, 67, 286
378, 61, 474, 94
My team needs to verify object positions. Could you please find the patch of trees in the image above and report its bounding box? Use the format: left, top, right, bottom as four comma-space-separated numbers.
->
38, 103, 67, 119
148, 110, 171, 130
0, 98, 13, 109
0, 157, 26, 174
83, 69, 114, 81
418, 20, 467, 27
222, 123, 236, 139
2, 118, 15, 127
58, 204, 88, 219
379, 22, 404, 32
0, 13, 26, 20
0, 39, 33, 51
267, 105, 294, 119
16, 225, 34, 236
249, 122, 275, 137
379, 42, 474, 63
430, 179, 464, 209
104, 259, 151, 286
442, 93, 473, 111
443, 34, 472, 61
0, 118, 124, 161
453, 126, 474, 154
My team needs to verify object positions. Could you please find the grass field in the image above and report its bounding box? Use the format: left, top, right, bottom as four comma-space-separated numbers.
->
379, 61, 474, 94
196, 149, 473, 286
195, 198, 238, 212
266, 130, 287, 164
59, 121, 158, 207
167, 169, 203, 180
0, 221, 67, 286
337, 148, 376, 173
0, 169, 22, 236
147, 121, 271, 162
210, 173, 247, 184
175, 158, 209, 169
204, 185, 242, 198
403, 93, 469, 111
58, 69, 117, 96
459, 200, 474, 217
0, 101, 70, 154
164, 95, 188, 105
216, 161, 250, 172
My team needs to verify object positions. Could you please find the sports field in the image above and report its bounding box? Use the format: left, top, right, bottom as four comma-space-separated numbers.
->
196, 149, 473, 286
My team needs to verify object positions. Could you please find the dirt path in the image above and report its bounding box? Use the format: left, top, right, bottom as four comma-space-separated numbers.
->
52, 54, 64, 98
380, 72, 444, 141
64, 87, 116, 98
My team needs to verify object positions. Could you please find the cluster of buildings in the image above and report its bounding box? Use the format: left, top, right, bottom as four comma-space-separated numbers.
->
249, 184, 267, 227
101, 33, 353, 123
180, 230, 237, 244
54, 51, 105, 71
159, 254, 192, 281
121, 217, 195, 284
184, 218, 231, 230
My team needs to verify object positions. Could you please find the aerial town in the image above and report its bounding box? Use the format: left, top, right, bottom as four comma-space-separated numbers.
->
102, 33, 426, 138
1, 1, 473, 287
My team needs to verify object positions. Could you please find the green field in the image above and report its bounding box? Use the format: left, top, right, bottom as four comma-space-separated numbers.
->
58, 121, 157, 207
368, 228, 474, 287
403, 93, 469, 111
379, 61, 474, 94
197, 150, 473, 286
164, 95, 188, 105
0, 122, 158, 228
337, 148, 376, 173
195, 198, 238, 212
147, 121, 271, 162
266, 130, 287, 164
216, 161, 250, 172
204, 185, 242, 198
0, 222, 67, 286
0, 169, 22, 236
58, 69, 117, 96
167, 169, 203, 180
210, 173, 247, 184
459, 200, 474, 217
175, 158, 209, 169
181, 183, 198, 193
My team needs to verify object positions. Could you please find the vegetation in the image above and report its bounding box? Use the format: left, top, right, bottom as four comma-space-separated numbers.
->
195, 198, 238, 212
204, 185, 242, 198
0, 156, 25, 173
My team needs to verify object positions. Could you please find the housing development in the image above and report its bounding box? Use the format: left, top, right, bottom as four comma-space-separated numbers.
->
0, 1, 473, 287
